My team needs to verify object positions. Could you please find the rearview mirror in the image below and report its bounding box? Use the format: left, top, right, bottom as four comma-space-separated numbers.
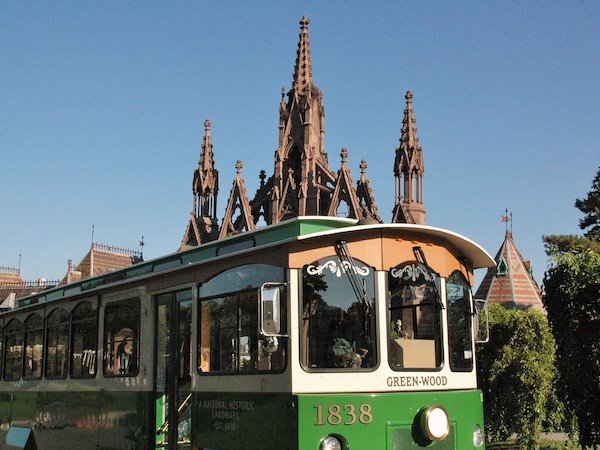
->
474, 299, 489, 343
260, 283, 284, 336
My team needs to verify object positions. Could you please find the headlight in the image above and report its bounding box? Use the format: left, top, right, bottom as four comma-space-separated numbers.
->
419, 405, 450, 441
473, 425, 485, 447
320, 435, 342, 450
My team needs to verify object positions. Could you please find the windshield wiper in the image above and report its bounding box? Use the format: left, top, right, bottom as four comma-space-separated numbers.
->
413, 246, 444, 310
334, 240, 374, 313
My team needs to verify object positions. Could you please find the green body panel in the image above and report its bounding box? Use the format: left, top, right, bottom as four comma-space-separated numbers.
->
191, 392, 297, 450
297, 390, 484, 450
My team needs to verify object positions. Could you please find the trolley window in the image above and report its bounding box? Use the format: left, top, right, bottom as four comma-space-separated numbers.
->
387, 262, 443, 370
3, 318, 22, 381
0, 321, 3, 379
446, 271, 474, 371
24, 312, 44, 380
302, 257, 377, 370
45, 307, 69, 379
198, 264, 286, 374
71, 301, 98, 378
103, 298, 140, 377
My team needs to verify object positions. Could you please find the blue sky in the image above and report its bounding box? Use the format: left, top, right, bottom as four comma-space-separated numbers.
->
2, 2, 599, 286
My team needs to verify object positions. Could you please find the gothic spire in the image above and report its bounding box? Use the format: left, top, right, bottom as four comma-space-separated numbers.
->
179, 119, 219, 250
200, 119, 214, 171
250, 15, 335, 225
292, 14, 313, 93
400, 91, 419, 151
219, 161, 256, 239
356, 160, 382, 222
392, 91, 426, 225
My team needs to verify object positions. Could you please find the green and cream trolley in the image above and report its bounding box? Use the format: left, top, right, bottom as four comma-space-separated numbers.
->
0, 217, 494, 449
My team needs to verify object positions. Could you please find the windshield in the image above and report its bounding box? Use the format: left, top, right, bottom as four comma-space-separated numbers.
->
301, 257, 377, 370
387, 262, 443, 370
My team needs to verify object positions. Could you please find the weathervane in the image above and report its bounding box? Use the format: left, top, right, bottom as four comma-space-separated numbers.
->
501, 209, 513, 236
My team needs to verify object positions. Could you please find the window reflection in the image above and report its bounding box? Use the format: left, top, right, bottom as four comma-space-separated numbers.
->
302, 257, 376, 370
3, 318, 22, 381
45, 308, 69, 379
446, 271, 474, 371
103, 298, 140, 377
198, 264, 286, 374
388, 262, 442, 370
24, 312, 43, 379
71, 301, 97, 378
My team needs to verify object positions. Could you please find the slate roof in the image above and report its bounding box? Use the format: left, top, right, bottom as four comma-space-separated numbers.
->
60, 243, 143, 285
475, 232, 544, 311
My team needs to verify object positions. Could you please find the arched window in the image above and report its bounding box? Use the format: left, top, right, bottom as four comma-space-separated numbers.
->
24, 312, 44, 379
3, 318, 22, 381
0, 320, 3, 379
71, 301, 98, 378
198, 264, 286, 374
446, 271, 474, 371
103, 298, 140, 377
45, 307, 69, 379
302, 257, 377, 370
387, 262, 442, 370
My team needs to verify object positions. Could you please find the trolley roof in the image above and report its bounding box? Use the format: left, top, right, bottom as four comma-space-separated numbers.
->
7, 217, 494, 312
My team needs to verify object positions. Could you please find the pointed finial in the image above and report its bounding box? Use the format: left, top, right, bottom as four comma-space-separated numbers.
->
259, 169, 266, 187
340, 148, 349, 164
400, 90, 419, 149
235, 160, 243, 174
200, 119, 214, 170
293, 15, 314, 92
360, 160, 368, 174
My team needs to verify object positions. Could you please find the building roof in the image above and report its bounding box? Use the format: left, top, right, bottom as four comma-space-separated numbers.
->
475, 231, 544, 311
60, 243, 143, 286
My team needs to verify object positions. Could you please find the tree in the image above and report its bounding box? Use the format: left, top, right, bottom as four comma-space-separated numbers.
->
543, 244, 600, 448
575, 165, 600, 239
477, 304, 562, 449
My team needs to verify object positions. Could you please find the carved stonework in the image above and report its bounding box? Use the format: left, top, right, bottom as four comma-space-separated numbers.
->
180, 120, 219, 249
219, 161, 256, 239
392, 91, 426, 225
181, 17, 430, 246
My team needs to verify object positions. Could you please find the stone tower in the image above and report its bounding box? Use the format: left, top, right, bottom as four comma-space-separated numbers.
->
180, 119, 219, 249
391, 91, 426, 225
250, 15, 338, 224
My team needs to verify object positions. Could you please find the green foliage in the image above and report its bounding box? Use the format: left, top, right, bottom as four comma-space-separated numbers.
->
477, 304, 562, 449
543, 235, 600, 255
575, 165, 600, 239
543, 248, 600, 448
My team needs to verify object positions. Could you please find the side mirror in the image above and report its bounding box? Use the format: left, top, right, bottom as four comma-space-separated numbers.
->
260, 283, 284, 336
474, 299, 489, 343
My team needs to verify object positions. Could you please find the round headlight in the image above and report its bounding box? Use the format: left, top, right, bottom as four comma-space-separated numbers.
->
320, 435, 342, 450
419, 405, 450, 441
473, 425, 485, 447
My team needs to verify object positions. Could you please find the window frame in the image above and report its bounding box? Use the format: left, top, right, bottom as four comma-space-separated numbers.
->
23, 311, 44, 380
70, 299, 99, 379
44, 307, 70, 380
197, 263, 286, 376
3, 317, 23, 381
103, 297, 141, 378
445, 270, 475, 372
300, 256, 378, 372
387, 261, 444, 372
